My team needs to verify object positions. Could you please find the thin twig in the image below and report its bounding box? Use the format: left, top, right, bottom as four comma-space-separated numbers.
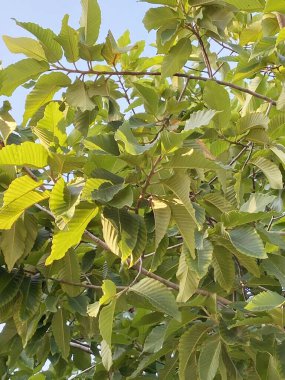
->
49, 65, 277, 106
69, 364, 96, 379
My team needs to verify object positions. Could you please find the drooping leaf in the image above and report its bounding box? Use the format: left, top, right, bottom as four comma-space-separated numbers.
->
52, 308, 70, 360
212, 246, 235, 293
176, 245, 199, 302
129, 278, 181, 320
170, 199, 197, 257
198, 339, 221, 380
0, 217, 27, 271
57, 251, 82, 297
0, 268, 24, 307
99, 299, 116, 346
20, 277, 42, 320
179, 323, 209, 380
151, 198, 171, 249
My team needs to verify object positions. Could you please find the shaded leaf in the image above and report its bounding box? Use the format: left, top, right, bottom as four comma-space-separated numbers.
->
129, 278, 181, 320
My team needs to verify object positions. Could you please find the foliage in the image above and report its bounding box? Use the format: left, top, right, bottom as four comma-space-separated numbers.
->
1, 0, 285, 378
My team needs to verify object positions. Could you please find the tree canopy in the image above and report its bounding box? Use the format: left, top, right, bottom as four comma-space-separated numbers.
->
1, 0, 285, 378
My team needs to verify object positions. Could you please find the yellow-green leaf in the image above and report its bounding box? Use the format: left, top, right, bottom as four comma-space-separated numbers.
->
0, 176, 49, 229
0, 142, 48, 168
80, 0, 101, 46
2, 36, 47, 61
46, 203, 98, 265
23, 72, 71, 125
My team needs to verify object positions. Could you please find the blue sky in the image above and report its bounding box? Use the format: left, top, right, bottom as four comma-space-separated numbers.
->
0, 0, 155, 120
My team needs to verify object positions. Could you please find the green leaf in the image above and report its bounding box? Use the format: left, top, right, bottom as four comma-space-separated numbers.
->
0, 217, 27, 271
228, 226, 266, 259
23, 72, 70, 125
20, 277, 42, 320
46, 203, 98, 265
198, 339, 221, 380
240, 193, 276, 213
170, 199, 197, 257
245, 291, 285, 312
238, 112, 269, 133
224, 0, 264, 10
143, 324, 167, 353
34, 102, 67, 148
250, 156, 283, 189
52, 309, 70, 360
14, 20, 63, 62
66, 79, 95, 112
140, 0, 176, 5
203, 81, 231, 128
164, 149, 222, 170
185, 109, 216, 131
56, 14, 79, 62
212, 246, 235, 293
87, 280, 116, 317
222, 210, 274, 227
0, 59, 49, 96
164, 171, 199, 227
0, 176, 49, 229
49, 177, 81, 229
0, 268, 24, 307
57, 251, 82, 297
2, 35, 47, 61
115, 123, 155, 155
264, 0, 285, 13
262, 255, 285, 288
129, 278, 181, 320
101, 339, 113, 371
133, 82, 159, 114
0, 142, 48, 168
179, 323, 209, 380
151, 198, 171, 249
99, 299, 116, 345
161, 38, 192, 78
80, 0, 101, 46
143, 7, 178, 31
176, 246, 200, 302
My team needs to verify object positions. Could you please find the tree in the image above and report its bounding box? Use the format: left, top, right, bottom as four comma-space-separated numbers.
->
1, 0, 285, 378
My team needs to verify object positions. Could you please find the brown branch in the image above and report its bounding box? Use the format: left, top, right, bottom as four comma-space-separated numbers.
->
49, 65, 277, 106
188, 24, 213, 78
70, 341, 93, 354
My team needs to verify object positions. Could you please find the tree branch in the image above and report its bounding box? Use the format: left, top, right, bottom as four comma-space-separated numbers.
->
49, 65, 277, 106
